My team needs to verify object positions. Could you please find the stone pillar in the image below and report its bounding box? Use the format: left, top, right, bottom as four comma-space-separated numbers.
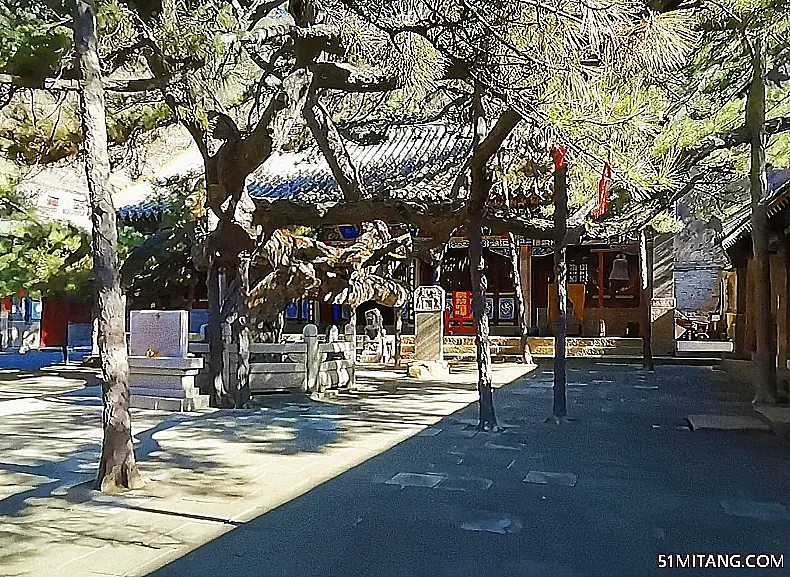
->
409, 285, 448, 379
344, 323, 356, 389
651, 233, 676, 356
304, 324, 320, 393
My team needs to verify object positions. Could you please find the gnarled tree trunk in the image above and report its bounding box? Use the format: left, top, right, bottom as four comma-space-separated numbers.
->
76, 0, 142, 491
469, 215, 497, 430
234, 256, 252, 408
207, 261, 228, 407
747, 38, 777, 404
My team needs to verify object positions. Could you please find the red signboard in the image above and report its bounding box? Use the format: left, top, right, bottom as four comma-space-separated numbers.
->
453, 291, 472, 318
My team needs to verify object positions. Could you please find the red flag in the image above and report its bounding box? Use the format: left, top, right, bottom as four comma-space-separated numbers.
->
594, 162, 612, 218
550, 142, 567, 169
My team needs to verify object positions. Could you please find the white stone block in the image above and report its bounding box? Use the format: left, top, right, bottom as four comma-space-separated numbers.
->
129, 310, 189, 357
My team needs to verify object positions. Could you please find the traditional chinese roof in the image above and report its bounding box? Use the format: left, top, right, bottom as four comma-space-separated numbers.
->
720, 169, 790, 250
246, 123, 473, 203
118, 123, 473, 223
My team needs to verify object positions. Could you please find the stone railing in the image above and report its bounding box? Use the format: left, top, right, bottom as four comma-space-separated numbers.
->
189, 324, 355, 395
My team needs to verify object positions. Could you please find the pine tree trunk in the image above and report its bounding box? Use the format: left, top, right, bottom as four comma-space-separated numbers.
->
469, 215, 498, 430
76, 0, 142, 492
207, 261, 227, 407
746, 38, 777, 404
234, 257, 251, 408
640, 227, 654, 371
552, 160, 568, 420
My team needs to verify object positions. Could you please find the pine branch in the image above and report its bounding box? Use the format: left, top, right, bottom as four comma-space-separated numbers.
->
0, 73, 164, 93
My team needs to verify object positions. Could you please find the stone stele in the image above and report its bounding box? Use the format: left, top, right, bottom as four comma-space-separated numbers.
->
129, 310, 189, 358
411, 285, 449, 378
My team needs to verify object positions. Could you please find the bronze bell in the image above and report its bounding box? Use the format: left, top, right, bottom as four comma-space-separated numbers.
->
609, 253, 630, 281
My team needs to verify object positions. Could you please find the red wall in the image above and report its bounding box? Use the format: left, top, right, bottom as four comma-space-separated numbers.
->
40, 297, 92, 348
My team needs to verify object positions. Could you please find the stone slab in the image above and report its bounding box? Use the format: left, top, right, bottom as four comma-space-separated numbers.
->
753, 405, 790, 438
436, 476, 493, 492
384, 472, 445, 488
721, 499, 790, 520
753, 405, 790, 424
129, 310, 189, 357
128, 356, 203, 370
524, 471, 577, 487
131, 386, 201, 399
130, 394, 209, 411
686, 415, 770, 432
408, 360, 449, 380
460, 515, 522, 534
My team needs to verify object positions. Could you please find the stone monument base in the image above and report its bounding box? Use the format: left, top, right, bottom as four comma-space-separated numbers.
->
128, 356, 209, 411
408, 360, 450, 380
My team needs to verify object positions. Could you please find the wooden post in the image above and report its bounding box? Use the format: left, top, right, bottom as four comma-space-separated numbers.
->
734, 259, 748, 357
640, 227, 654, 371
552, 150, 568, 420
304, 324, 319, 393
344, 323, 356, 389
597, 251, 605, 309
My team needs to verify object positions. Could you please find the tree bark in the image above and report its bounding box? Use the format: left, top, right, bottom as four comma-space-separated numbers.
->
207, 261, 227, 407
469, 215, 497, 430
746, 38, 777, 404
234, 256, 252, 408
552, 158, 568, 420
640, 227, 654, 371
75, 0, 142, 492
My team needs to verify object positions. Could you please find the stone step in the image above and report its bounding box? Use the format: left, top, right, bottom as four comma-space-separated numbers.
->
130, 394, 210, 411
131, 386, 202, 399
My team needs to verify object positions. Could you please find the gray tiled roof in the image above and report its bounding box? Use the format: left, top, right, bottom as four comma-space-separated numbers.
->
246, 123, 473, 203
119, 123, 473, 222
720, 169, 790, 250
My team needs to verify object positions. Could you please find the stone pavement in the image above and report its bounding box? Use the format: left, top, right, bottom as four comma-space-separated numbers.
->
144, 361, 790, 577
0, 361, 533, 577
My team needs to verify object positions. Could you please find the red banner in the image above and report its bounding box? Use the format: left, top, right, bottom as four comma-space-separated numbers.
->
550, 142, 567, 169
594, 162, 612, 218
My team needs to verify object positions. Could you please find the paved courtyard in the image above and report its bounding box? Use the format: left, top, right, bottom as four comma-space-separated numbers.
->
1, 359, 788, 576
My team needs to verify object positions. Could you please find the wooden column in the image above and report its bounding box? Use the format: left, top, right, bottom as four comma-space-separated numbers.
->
597, 251, 605, 308
640, 228, 654, 370
746, 257, 758, 355
734, 261, 748, 357
783, 241, 790, 400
